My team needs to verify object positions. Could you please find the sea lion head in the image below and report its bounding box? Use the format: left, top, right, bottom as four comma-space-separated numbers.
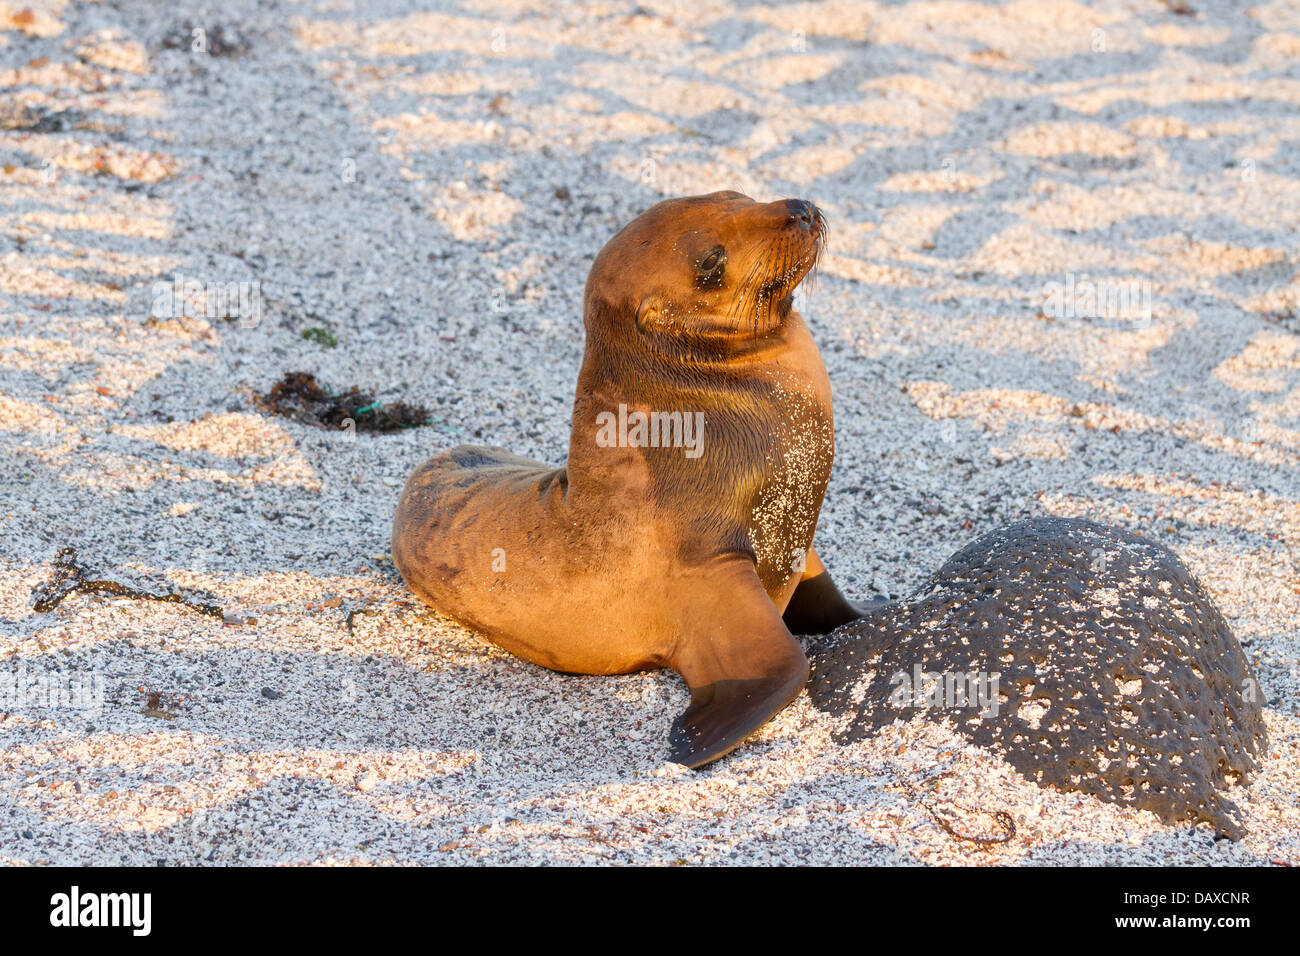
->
584, 191, 826, 348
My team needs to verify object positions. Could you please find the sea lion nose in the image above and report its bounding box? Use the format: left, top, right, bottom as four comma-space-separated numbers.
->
785, 199, 817, 231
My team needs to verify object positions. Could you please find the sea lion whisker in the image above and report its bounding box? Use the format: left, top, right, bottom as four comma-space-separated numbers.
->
757, 236, 787, 330
725, 239, 767, 323
729, 249, 767, 323
731, 237, 778, 333
762, 236, 796, 330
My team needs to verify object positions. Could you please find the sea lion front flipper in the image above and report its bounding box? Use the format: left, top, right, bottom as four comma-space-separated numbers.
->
781, 546, 867, 635
667, 558, 809, 769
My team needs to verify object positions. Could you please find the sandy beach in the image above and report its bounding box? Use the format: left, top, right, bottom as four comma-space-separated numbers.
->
1, 0, 1298, 865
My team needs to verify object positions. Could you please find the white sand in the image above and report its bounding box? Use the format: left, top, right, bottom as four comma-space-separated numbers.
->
1, 0, 1297, 865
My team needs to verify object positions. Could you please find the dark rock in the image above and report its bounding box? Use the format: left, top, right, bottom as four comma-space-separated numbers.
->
808, 517, 1267, 839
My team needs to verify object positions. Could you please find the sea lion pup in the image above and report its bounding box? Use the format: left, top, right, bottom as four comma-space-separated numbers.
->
393, 191, 862, 768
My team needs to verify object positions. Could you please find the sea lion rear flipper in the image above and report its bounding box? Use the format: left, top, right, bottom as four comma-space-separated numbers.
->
667, 558, 809, 768
781, 545, 867, 635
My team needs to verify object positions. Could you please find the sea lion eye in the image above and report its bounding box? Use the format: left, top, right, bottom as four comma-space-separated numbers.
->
695, 246, 726, 287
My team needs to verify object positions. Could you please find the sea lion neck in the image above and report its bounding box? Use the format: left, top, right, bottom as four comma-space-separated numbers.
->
563, 302, 830, 499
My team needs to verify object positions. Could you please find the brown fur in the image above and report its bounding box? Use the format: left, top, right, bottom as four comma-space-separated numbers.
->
392, 191, 861, 767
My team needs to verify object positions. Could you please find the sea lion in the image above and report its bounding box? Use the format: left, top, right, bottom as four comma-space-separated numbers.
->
392, 191, 862, 767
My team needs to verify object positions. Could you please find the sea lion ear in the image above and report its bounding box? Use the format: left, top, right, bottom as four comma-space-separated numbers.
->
635, 296, 660, 332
